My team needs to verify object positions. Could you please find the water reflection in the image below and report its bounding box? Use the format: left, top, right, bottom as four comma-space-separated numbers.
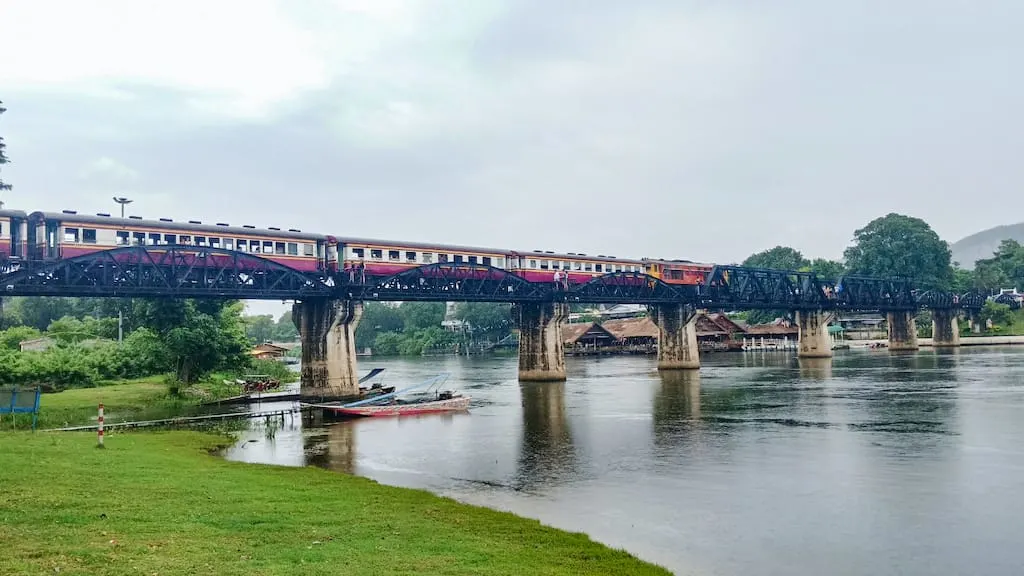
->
798, 357, 833, 380
516, 382, 576, 491
305, 422, 357, 474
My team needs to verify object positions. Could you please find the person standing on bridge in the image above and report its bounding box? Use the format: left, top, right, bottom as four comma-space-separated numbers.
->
553, 269, 562, 290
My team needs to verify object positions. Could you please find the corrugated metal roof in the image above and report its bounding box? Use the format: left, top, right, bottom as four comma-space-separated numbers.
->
29, 211, 323, 241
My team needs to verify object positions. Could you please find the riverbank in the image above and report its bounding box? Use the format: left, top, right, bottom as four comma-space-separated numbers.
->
0, 375, 246, 431
846, 335, 1024, 347
0, 432, 669, 575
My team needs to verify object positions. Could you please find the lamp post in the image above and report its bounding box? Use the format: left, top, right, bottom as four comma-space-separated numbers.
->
112, 197, 132, 343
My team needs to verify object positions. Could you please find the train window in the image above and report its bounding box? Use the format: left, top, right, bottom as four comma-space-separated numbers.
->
209, 238, 220, 248
236, 240, 247, 251
454, 255, 464, 263
179, 235, 191, 245
405, 251, 416, 262
371, 249, 382, 260
148, 233, 161, 245
64, 228, 80, 243
469, 255, 478, 264
263, 241, 274, 253
222, 239, 233, 250
482, 256, 492, 266
351, 248, 364, 258
595, 264, 602, 272
573, 262, 581, 270
388, 250, 400, 261
529, 259, 537, 269
539, 260, 549, 270
82, 229, 97, 244
116, 231, 130, 245
132, 232, 146, 245
303, 244, 314, 256
584, 263, 593, 272
275, 242, 286, 255
195, 236, 206, 246
164, 234, 176, 244
494, 257, 504, 267
287, 242, 298, 255
422, 252, 433, 264
438, 254, 448, 263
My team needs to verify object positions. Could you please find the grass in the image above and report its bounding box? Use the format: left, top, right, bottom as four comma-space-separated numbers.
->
1, 374, 257, 431
0, 432, 669, 576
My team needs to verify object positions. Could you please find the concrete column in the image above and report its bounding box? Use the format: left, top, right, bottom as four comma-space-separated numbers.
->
796, 310, 833, 358
650, 303, 700, 370
293, 299, 363, 400
514, 302, 567, 381
886, 311, 919, 351
931, 309, 961, 347
969, 312, 983, 334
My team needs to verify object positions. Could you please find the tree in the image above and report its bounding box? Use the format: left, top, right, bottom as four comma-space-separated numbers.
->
0, 99, 11, 193
243, 314, 276, 343
163, 301, 249, 384
742, 246, 809, 271
979, 301, 1014, 328
809, 258, 845, 283
455, 302, 512, 340
355, 303, 404, 349
973, 239, 1024, 292
398, 302, 446, 331
273, 311, 298, 341
843, 213, 953, 289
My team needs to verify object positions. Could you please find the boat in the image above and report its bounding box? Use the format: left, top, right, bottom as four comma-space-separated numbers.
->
306, 373, 470, 418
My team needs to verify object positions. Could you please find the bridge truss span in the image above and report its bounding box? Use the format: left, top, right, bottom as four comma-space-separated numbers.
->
0, 246, 335, 300
353, 262, 551, 303
564, 272, 689, 305
702, 265, 831, 311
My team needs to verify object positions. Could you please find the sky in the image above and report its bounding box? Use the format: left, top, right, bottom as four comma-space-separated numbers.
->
1, 0, 1021, 315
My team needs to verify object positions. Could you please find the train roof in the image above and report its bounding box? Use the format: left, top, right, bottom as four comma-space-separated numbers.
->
29, 211, 326, 241
0, 209, 29, 218
333, 235, 651, 265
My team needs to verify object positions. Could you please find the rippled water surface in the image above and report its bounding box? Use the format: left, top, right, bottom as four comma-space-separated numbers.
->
223, 348, 1024, 575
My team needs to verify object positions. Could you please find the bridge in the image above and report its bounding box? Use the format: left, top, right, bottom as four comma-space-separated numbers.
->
0, 245, 985, 400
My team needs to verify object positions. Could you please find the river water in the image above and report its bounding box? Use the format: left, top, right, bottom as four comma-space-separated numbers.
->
222, 348, 1024, 575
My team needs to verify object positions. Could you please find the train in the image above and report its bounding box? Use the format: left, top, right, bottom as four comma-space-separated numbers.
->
0, 208, 714, 287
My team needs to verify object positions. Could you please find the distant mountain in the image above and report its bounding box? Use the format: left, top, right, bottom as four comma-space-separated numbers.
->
950, 223, 1024, 269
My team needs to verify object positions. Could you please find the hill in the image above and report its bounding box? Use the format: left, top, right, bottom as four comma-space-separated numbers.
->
950, 223, 1024, 269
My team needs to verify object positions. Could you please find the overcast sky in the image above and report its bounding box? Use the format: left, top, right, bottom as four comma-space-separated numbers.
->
2, 1, 1021, 314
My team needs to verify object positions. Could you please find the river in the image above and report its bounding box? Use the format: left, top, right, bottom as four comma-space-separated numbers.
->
222, 348, 1024, 575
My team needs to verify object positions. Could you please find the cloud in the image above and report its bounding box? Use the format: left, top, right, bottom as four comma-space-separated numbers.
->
1, 0, 1022, 272
79, 157, 139, 182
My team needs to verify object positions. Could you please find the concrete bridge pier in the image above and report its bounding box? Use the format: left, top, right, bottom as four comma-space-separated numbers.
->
650, 303, 700, 370
293, 298, 363, 400
796, 310, 834, 358
931, 309, 961, 347
969, 312, 983, 334
514, 302, 568, 381
886, 311, 919, 351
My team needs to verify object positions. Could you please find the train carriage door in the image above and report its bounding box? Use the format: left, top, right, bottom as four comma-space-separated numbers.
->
45, 220, 60, 259
10, 216, 23, 258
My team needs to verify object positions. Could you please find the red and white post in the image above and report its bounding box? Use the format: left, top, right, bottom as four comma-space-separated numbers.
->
97, 403, 105, 448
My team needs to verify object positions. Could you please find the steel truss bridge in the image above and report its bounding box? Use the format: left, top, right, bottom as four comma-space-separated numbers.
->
0, 246, 987, 312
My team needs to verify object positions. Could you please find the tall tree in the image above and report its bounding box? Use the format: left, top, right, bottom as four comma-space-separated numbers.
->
398, 302, 446, 331
808, 258, 845, 282
455, 302, 512, 340
973, 239, 1024, 291
0, 99, 10, 193
843, 213, 953, 289
742, 246, 809, 271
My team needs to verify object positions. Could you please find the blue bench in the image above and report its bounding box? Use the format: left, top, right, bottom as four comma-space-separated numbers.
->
0, 386, 41, 430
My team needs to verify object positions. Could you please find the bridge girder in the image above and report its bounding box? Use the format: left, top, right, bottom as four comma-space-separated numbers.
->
0, 246, 334, 300
701, 265, 830, 311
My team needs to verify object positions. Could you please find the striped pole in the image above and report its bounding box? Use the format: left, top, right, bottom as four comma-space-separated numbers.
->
97, 403, 104, 448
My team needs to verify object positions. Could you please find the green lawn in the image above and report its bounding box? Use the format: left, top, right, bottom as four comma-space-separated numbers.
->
2, 376, 246, 431
0, 432, 669, 576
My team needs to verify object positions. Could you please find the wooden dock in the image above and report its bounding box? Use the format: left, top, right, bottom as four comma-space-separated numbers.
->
43, 406, 309, 432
